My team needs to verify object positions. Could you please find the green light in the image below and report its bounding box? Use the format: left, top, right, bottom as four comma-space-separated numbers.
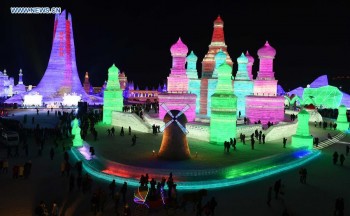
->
103, 64, 124, 124
302, 85, 343, 108
291, 109, 313, 149
210, 63, 237, 143
71, 146, 320, 190
336, 105, 349, 131
71, 118, 83, 147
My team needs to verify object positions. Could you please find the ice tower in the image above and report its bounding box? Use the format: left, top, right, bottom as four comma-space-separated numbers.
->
5, 10, 102, 105
158, 38, 197, 121
246, 41, 284, 124
103, 64, 123, 124
186, 51, 201, 113
206, 50, 228, 117
210, 63, 237, 143
200, 16, 233, 115
336, 105, 349, 131
233, 53, 253, 117
83, 72, 91, 94
291, 109, 313, 149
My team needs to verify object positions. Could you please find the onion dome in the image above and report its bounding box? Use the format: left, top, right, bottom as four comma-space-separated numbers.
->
215, 49, 227, 65
257, 41, 276, 58
186, 51, 198, 61
245, 51, 255, 64
108, 64, 119, 74
237, 53, 248, 64
170, 37, 188, 57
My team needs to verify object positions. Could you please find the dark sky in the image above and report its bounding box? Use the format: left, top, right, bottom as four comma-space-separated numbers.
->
0, 0, 349, 92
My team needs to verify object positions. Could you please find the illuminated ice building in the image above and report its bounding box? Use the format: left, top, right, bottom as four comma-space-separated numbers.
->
286, 75, 350, 109
233, 53, 253, 117
199, 16, 233, 116
158, 38, 197, 122
0, 69, 15, 98
245, 41, 285, 124
5, 10, 102, 106
210, 63, 237, 143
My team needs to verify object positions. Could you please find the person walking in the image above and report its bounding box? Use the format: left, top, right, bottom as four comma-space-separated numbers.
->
120, 182, 127, 204
333, 151, 339, 165
346, 145, 349, 156
128, 126, 131, 135
131, 135, 137, 146
283, 138, 287, 148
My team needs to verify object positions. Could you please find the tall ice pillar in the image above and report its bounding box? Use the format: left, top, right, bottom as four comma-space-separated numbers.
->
210, 63, 237, 143
103, 64, 123, 124
291, 109, 313, 149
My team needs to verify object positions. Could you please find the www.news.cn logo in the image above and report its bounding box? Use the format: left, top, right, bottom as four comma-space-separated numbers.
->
10, 7, 61, 14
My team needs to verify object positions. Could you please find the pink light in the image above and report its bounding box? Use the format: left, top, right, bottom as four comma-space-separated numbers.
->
77, 144, 93, 160
158, 93, 197, 122
246, 96, 285, 124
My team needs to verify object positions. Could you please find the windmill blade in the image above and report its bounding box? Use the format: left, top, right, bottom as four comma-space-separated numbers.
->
160, 119, 174, 132
175, 120, 189, 134
160, 103, 174, 118
175, 104, 190, 118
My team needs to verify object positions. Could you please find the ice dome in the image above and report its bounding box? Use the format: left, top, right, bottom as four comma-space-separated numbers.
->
257, 41, 276, 58
170, 37, 188, 56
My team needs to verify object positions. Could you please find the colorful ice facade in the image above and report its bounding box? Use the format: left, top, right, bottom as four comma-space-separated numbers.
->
71, 118, 83, 147
286, 75, 350, 108
233, 53, 253, 116
210, 63, 237, 143
336, 105, 349, 131
205, 50, 228, 117
291, 109, 313, 149
12, 69, 26, 95
5, 10, 102, 105
158, 38, 197, 122
246, 41, 285, 124
103, 64, 123, 124
200, 16, 233, 115
186, 51, 201, 113
0, 69, 15, 97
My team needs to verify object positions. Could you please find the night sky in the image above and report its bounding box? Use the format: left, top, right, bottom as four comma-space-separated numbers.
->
0, 0, 349, 92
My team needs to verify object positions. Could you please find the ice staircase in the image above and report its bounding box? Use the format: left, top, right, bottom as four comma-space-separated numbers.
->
315, 132, 346, 150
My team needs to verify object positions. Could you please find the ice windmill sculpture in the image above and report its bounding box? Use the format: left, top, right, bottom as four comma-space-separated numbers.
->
158, 104, 191, 160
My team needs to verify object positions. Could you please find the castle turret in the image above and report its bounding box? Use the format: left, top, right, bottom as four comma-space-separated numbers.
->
18, 69, 23, 85
83, 72, 91, 94
210, 63, 237, 143
234, 53, 254, 117
245, 41, 285, 124
118, 71, 127, 90
186, 51, 201, 113
291, 109, 313, 149
200, 16, 233, 116
158, 38, 197, 122
167, 37, 189, 93
103, 64, 123, 124
254, 41, 277, 96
